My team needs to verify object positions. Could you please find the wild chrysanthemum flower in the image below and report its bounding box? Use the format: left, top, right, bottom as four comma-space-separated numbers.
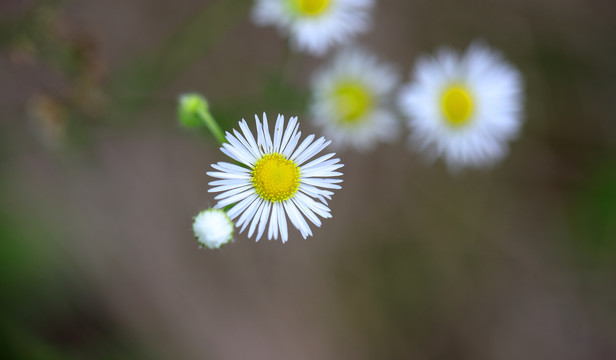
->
207, 114, 343, 243
252, 0, 374, 56
398, 43, 523, 170
310, 48, 400, 151
193, 209, 234, 249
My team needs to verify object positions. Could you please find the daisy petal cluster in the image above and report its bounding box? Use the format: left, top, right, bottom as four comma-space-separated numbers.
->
252, 0, 374, 56
193, 208, 234, 249
310, 48, 400, 151
207, 113, 343, 243
398, 43, 523, 170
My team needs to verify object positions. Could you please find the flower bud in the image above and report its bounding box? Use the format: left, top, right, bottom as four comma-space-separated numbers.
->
192, 208, 234, 249
178, 93, 209, 129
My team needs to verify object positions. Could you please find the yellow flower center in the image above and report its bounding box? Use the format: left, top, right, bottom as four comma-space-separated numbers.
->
442, 85, 474, 126
294, 0, 330, 16
252, 153, 301, 202
333, 81, 373, 124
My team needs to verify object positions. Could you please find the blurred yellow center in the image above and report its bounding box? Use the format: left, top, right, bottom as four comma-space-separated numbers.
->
295, 0, 330, 16
442, 86, 474, 126
333, 82, 373, 124
252, 153, 301, 202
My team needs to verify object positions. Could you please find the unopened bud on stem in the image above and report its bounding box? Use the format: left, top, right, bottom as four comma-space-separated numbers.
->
178, 93, 225, 144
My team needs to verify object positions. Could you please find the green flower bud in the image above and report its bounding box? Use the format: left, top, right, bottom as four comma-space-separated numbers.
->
178, 93, 209, 129
177, 93, 226, 144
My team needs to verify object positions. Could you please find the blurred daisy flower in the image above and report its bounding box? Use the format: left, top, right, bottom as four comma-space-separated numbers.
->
398, 43, 523, 170
252, 0, 374, 56
193, 208, 234, 249
208, 114, 343, 243
310, 48, 400, 151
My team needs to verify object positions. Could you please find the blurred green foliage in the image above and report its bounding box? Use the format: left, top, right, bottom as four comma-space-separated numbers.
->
0, 178, 147, 359
572, 161, 616, 268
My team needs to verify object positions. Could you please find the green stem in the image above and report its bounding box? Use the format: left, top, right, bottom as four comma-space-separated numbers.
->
197, 108, 225, 144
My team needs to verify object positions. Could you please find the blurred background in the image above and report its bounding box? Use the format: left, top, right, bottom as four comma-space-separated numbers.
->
2, 0, 616, 358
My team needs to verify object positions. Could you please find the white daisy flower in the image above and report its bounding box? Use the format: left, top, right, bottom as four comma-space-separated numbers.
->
398, 42, 524, 170
207, 113, 343, 243
193, 209, 234, 249
252, 0, 374, 56
310, 48, 400, 151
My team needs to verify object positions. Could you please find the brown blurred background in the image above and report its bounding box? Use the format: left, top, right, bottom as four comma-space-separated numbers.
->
1, 0, 616, 359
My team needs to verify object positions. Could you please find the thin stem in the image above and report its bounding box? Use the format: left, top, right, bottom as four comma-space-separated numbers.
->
197, 108, 225, 144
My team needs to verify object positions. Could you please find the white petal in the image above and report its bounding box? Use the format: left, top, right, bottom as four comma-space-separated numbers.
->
290, 134, 315, 161
268, 202, 279, 240
233, 128, 260, 159
283, 200, 312, 239
248, 200, 266, 238
218, 189, 255, 209
237, 197, 262, 232
226, 193, 259, 219
278, 202, 288, 243
294, 138, 330, 165
282, 131, 302, 158
291, 197, 322, 227
209, 183, 250, 193
239, 119, 260, 155
298, 184, 333, 203
295, 192, 331, 219
207, 171, 250, 180
209, 178, 248, 187
301, 169, 344, 178
302, 178, 342, 189
255, 115, 267, 154
214, 184, 253, 200
256, 202, 271, 241
225, 131, 257, 164
221, 143, 255, 166
300, 153, 337, 170
211, 162, 250, 174
262, 112, 273, 153
273, 114, 284, 152
279, 116, 298, 153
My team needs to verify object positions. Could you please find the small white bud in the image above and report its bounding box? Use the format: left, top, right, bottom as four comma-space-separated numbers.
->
192, 209, 234, 249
